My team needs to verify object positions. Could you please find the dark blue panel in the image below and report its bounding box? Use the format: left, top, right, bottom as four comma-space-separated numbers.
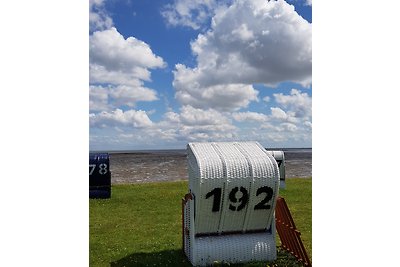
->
89, 188, 111, 199
89, 153, 111, 198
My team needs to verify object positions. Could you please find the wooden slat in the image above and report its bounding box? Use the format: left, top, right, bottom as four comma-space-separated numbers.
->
275, 197, 311, 267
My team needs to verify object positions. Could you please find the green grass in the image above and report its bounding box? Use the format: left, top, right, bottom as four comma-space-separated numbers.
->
90, 178, 311, 266
279, 178, 312, 260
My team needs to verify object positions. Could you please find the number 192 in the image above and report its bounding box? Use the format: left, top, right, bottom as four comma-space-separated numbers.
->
205, 186, 273, 212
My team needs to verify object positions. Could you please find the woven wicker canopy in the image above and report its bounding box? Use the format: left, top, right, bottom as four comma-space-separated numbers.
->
183, 141, 281, 265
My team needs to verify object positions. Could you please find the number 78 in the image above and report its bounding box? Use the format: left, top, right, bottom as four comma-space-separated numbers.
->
89, 163, 108, 175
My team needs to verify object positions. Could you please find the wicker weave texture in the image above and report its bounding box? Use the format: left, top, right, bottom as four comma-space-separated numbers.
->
193, 225, 276, 266
183, 197, 192, 261
187, 141, 280, 234
266, 150, 286, 188
187, 142, 225, 234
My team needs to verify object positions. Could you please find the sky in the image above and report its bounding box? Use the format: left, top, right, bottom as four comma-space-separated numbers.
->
89, 0, 312, 150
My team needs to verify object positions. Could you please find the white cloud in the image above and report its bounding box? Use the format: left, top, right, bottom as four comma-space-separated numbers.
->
162, 105, 233, 127
89, 64, 150, 86
231, 23, 254, 41
109, 85, 158, 107
90, 85, 109, 112
201, 0, 312, 86
173, 68, 259, 111
241, 88, 312, 145
89, 27, 166, 89
89, 27, 166, 79
90, 109, 153, 128
179, 105, 231, 125
270, 107, 298, 123
273, 88, 312, 118
89, 0, 113, 32
143, 128, 179, 142
90, 98, 312, 148
158, 105, 237, 141
173, 0, 312, 110
305, 0, 312, 6
89, 27, 166, 112
232, 111, 268, 122
163, 111, 181, 124
263, 96, 271, 102
161, 0, 228, 30
231, 88, 312, 146
89, 84, 158, 111
304, 120, 312, 129
139, 90, 311, 146
279, 122, 298, 132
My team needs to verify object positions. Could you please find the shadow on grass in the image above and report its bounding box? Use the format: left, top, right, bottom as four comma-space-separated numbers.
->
110, 247, 302, 267
110, 249, 192, 267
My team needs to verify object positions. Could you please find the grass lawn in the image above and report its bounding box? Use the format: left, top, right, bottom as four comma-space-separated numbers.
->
90, 178, 311, 266
278, 179, 312, 259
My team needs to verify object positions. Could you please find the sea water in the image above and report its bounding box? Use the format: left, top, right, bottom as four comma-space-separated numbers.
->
98, 148, 312, 184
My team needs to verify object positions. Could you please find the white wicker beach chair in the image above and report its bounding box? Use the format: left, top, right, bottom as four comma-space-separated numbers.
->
183, 141, 282, 266
266, 150, 286, 189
